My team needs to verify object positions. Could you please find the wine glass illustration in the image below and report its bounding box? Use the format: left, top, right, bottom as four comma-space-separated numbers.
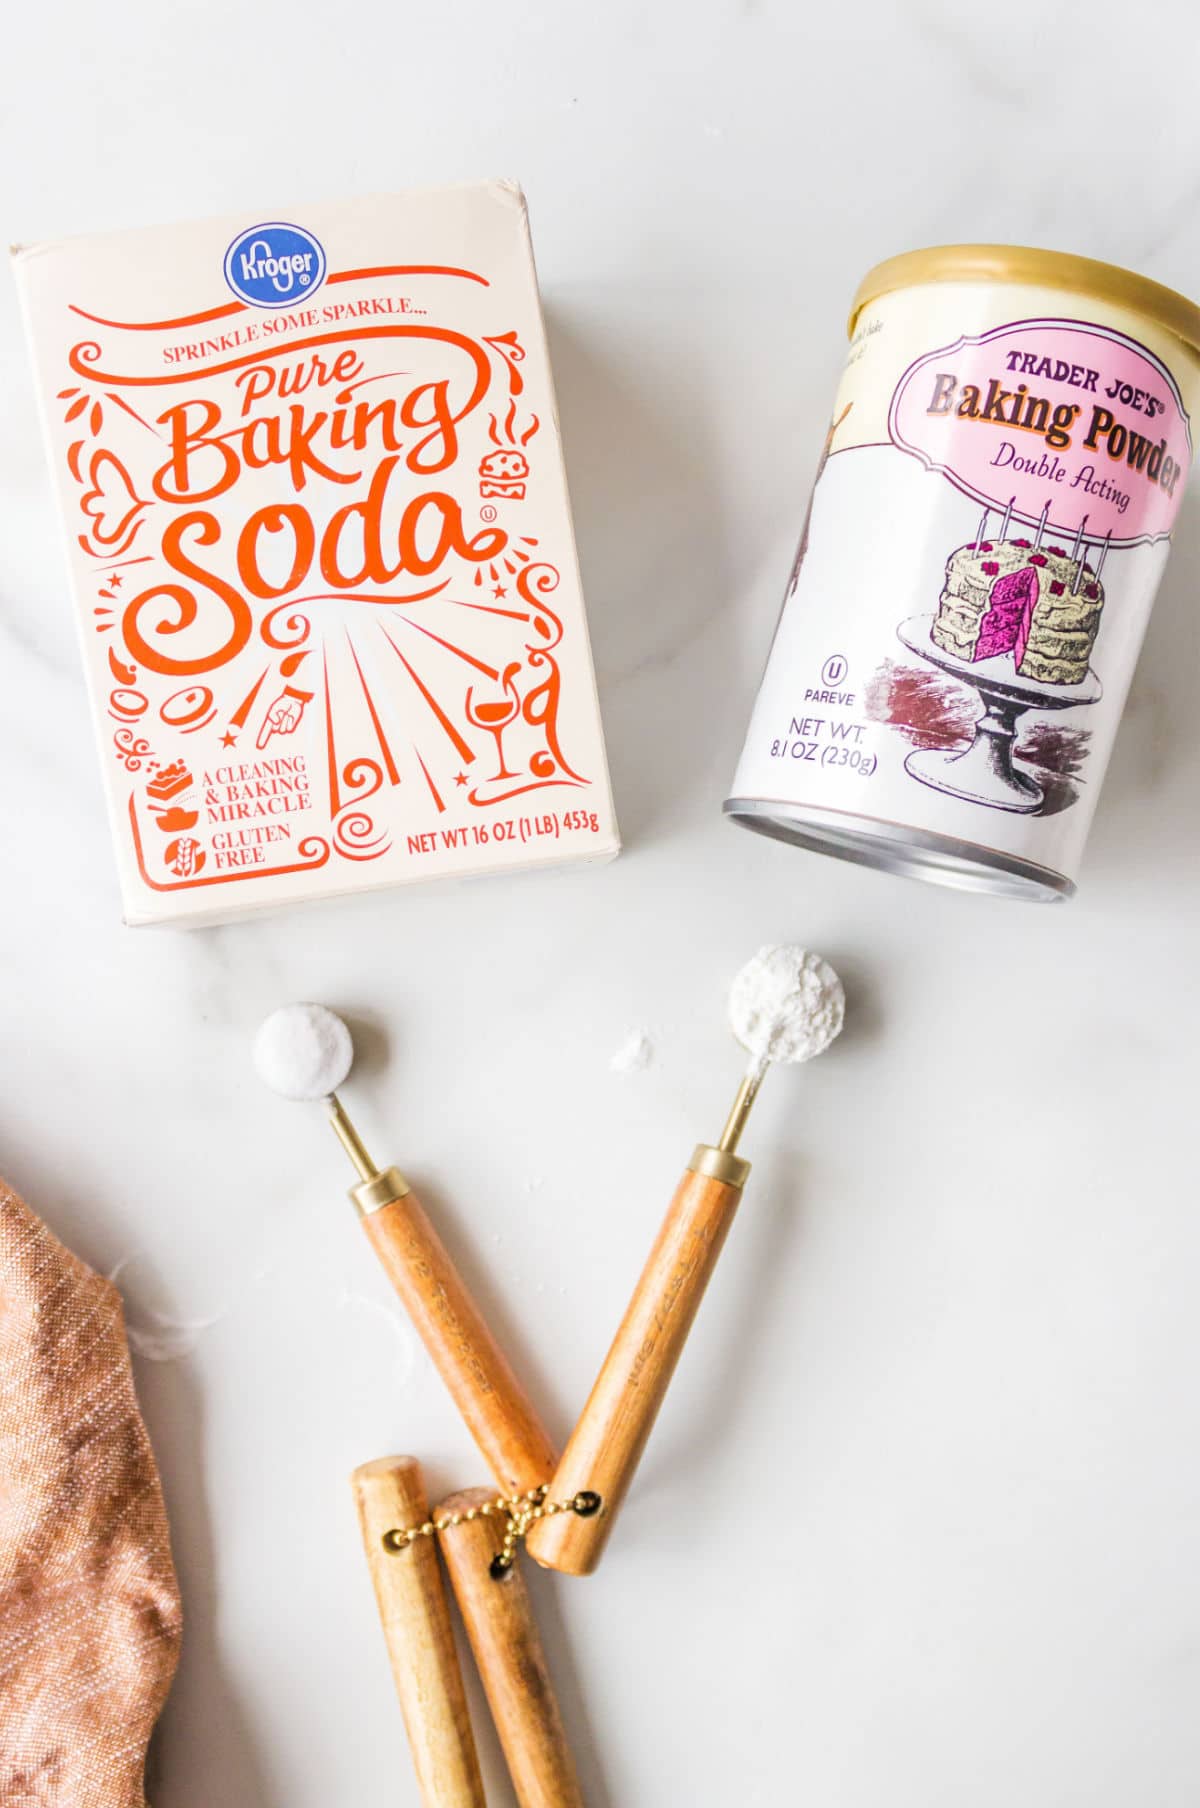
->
465, 662, 523, 783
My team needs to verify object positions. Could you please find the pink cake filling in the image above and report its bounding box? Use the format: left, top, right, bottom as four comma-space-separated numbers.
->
973, 564, 1040, 664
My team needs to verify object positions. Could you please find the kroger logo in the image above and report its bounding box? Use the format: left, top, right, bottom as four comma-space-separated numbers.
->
223, 221, 326, 308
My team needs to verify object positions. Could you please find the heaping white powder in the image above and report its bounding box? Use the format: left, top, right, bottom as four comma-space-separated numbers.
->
254, 1002, 354, 1100
610, 1028, 654, 1075
729, 945, 844, 1075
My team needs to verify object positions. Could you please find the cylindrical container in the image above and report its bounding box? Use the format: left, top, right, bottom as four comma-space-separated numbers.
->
726, 246, 1200, 900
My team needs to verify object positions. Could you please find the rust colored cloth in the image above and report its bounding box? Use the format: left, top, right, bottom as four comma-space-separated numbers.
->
0, 1182, 182, 1805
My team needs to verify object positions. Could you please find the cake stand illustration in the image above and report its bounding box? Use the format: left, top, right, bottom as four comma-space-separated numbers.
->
896, 615, 1102, 814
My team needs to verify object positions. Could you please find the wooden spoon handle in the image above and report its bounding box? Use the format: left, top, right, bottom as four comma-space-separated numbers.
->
438, 1489, 585, 1808
526, 1161, 747, 1576
351, 1456, 486, 1808
361, 1191, 558, 1498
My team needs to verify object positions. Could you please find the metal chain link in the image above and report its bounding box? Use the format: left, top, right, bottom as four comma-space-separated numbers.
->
381, 1484, 601, 1575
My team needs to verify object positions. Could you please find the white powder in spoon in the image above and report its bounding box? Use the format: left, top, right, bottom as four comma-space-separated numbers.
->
729, 945, 844, 1075
254, 1002, 354, 1100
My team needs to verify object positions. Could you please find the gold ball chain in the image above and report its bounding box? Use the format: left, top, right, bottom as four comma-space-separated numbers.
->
382, 1484, 602, 1576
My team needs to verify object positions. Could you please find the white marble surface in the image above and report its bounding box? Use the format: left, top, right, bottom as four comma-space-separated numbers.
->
4, 3, 1200, 1803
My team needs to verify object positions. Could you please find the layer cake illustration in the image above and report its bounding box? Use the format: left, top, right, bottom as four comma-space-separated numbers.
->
932, 538, 1103, 685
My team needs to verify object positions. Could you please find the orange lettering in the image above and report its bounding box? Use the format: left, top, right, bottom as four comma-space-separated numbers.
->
238, 504, 316, 599
123, 512, 252, 675
401, 381, 459, 474
154, 399, 239, 503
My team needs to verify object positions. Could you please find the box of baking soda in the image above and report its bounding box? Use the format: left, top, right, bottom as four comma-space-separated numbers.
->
14, 183, 618, 924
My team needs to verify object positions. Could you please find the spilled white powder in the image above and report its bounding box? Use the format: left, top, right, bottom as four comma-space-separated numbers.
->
336, 1287, 417, 1390
254, 1002, 354, 1100
110, 1253, 226, 1362
729, 945, 844, 1075
610, 1029, 654, 1075
125, 1311, 222, 1363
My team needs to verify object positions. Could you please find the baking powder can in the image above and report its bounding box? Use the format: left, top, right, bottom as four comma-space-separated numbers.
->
726, 246, 1200, 900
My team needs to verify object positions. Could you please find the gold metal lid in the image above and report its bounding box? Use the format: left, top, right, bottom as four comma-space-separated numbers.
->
849, 244, 1200, 359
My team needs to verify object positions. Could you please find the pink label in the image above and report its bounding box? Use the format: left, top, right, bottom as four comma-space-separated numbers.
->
889, 318, 1192, 547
